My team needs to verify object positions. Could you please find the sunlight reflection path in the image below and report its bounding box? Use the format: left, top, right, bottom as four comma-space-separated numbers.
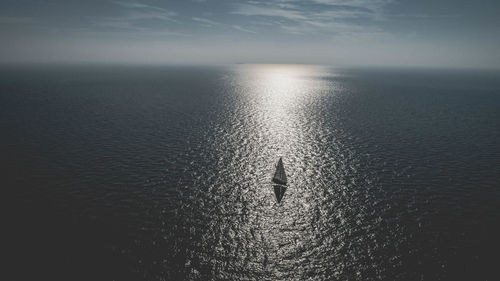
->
226, 64, 338, 277
182, 64, 358, 280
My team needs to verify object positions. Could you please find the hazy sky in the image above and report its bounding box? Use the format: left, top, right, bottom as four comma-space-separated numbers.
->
1, 0, 499, 68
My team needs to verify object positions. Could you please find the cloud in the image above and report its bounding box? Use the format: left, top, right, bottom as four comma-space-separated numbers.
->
192, 17, 219, 26
92, 1, 180, 34
115, 1, 175, 14
114, 1, 178, 22
232, 4, 307, 21
232, 25, 256, 34
231, 0, 387, 35
311, 0, 393, 9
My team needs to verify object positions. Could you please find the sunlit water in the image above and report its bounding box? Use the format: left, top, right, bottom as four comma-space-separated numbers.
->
3, 65, 500, 280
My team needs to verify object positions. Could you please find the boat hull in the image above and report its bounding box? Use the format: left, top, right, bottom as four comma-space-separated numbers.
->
273, 185, 287, 203
272, 178, 287, 185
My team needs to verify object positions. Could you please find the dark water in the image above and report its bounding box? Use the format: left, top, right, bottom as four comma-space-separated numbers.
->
2, 64, 500, 280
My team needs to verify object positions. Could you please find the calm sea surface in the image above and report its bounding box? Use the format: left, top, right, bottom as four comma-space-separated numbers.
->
3, 64, 500, 280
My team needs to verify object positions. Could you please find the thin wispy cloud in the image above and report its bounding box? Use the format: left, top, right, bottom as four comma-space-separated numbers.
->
113, 1, 178, 22
91, 1, 181, 35
232, 24, 256, 34
311, 0, 393, 11
192, 17, 220, 26
232, 4, 307, 21
115, 1, 176, 14
231, 0, 386, 35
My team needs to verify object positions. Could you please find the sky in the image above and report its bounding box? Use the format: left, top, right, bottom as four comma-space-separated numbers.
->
1, 0, 499, 68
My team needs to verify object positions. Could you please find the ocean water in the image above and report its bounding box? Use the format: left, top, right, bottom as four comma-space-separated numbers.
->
2, 64, 500, 280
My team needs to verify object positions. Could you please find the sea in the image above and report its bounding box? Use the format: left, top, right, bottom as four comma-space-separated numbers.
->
2, 64, 500, 280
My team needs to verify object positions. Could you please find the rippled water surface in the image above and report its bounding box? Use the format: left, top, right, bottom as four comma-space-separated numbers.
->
3, 65, 500, 280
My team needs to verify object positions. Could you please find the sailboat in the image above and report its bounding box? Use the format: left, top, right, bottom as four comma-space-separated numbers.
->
272, 157, 287, 203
